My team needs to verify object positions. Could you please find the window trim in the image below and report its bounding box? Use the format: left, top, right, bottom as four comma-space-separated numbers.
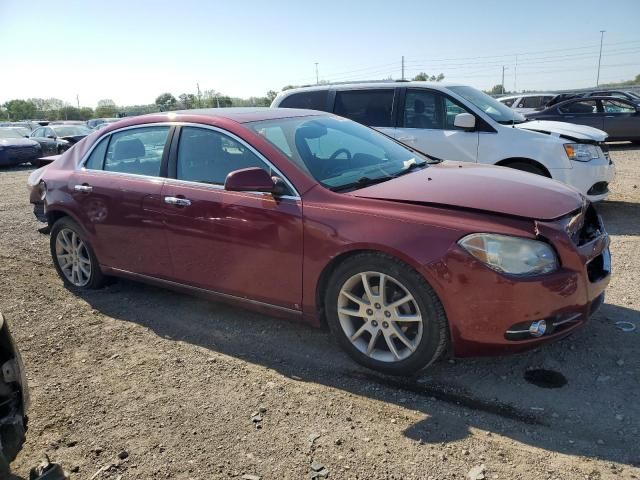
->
167, 123, 300, 199
78, 122, 300, 200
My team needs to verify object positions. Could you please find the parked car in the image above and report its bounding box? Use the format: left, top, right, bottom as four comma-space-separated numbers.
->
91, 119, 119, 131
87, 118, 119, 129
272, 82, 615, 201
0, 312, 29, 475
0, 128, 42, 167
28, 108, 610, 375
525, 96, 640, 143
583, 89, 640, 106
497, 93, 555, 113
30, 124, 92, 157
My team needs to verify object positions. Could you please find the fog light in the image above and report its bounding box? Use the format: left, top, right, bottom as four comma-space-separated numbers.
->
529, 320, 547, 337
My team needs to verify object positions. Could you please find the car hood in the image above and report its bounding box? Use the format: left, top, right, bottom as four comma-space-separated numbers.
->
350, 162, 584, 221
0, 138, 39, 148
515, 120, 607, 142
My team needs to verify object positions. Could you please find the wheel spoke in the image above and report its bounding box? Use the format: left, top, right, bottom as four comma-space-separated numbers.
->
382, 331, 401, 359
79, 263, 91, 278
350, 323, 369, 342
379, 273, 387, 304
393, 313, 422, 323
339, 307, 366, 318
390, 323, 416, 352
341, 290, 370, 307
386, 294, 414, 309
360, 273, 375, 302
367, 329, 381, 355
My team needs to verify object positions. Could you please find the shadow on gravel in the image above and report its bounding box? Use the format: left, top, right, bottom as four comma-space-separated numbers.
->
76, 281, 640, 467
606, 142, 639, 151
598, 200, 640, 236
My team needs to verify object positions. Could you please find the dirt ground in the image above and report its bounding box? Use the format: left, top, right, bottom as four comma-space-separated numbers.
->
1, 145, 639, 480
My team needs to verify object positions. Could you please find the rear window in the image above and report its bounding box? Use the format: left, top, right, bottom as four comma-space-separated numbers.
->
279, 90, 328, 111
334, 90, 394, 127
499, 97, 516, 107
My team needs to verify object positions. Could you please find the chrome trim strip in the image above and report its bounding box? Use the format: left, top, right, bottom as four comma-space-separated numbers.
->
77, 121, 301, 200
505, 329, 530, 335
162, 177, 300, 201
551, 313, 582, 327
108, 267, 302, 316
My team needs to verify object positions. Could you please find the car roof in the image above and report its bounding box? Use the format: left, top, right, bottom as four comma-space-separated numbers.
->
278, 81, 465, 94
499, 93, 555, 100
149, 107, 328, 123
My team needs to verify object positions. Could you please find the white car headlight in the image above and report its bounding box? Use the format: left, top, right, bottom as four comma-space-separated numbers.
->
458, 233, 558, 276
564, 143, 600, 162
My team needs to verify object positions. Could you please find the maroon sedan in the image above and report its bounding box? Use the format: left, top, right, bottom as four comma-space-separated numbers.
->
28, 108, 610, 375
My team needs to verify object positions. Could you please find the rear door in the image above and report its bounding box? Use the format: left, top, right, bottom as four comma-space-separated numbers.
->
161, 125, 303, 309
601, 98, 639, 140
71, 125, 174, 278
556, 99, 604, 130
393, 88, 478, 162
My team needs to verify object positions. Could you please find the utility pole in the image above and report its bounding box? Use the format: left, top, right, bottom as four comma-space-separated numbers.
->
401, 56, 405, 80
76, 94, 80, 108
514, 55, 518, 92
315, 62, 319, 85
501, 66, 508, 94
596, 30, 606, 87
196, 82, 202, 108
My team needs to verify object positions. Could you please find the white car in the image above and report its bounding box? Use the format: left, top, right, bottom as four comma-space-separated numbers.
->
272, 82, 614, 201
497, 93, 556, 114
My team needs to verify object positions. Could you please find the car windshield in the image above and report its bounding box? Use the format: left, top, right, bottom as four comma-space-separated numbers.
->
626, 91, 640, 100
449, 86, 526, 124
0, 128, 24, 139
53, 125, 91, 137
247, 115, 432, 192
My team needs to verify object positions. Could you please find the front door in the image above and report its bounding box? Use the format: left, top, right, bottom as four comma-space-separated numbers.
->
601, 98, 638, 140
392, 89, 479, 162
161, 126, 304, 310
71, 125, 174, 278
556, 99, 604, 130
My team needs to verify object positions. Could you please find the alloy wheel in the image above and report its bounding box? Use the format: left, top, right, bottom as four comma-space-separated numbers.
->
337, 271, 423, 363
55, 228, 92, 287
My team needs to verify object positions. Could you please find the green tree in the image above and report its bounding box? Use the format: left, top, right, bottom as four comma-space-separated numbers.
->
95, 99, 117, 117
487, 84, 507, 95
79, 107, 94, 120
266, 90, 278, 103
178, 93, 197, 110
155, 93, 177, 111
412, 72, 445, 82
59, 106, 82, 120
3, 99, 36, 120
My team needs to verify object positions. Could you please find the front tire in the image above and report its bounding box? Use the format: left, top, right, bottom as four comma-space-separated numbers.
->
325, 252, 449, 375
50, 217, 105, 289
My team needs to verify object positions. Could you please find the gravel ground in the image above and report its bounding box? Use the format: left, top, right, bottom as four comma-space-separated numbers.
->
2, 145, 639, 480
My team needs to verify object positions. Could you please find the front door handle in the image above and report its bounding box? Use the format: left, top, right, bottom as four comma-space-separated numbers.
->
164, 196, 191, 207
74, 184, 92, 193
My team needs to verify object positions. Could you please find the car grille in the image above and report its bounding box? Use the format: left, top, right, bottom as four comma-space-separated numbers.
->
7, 145, 40, 162
561, 202, 604, 246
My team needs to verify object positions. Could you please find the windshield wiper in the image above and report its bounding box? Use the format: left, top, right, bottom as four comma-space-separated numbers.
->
394, 160, 427, 177
331, 175, 394, 192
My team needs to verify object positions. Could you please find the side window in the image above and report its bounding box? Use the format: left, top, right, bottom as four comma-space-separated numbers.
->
84, 137, 109, 170
104, 126, 169, 176
403, 90, 442, 129
334, 90, 394, 127
44, 128, 54, 138
500, 98, 516, 107
176, 127, 267, 185
31, 128, 43, 137
559, 100, 598, 114
279, 90, 328, 111
443, 97, 468, 129
521, 96, 544, 109
602, 99, 635, 113
256, 126, 292, 157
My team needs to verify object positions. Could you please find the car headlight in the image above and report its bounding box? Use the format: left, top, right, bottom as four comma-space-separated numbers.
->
458, 233, 558, 276
564, 143, 600, 162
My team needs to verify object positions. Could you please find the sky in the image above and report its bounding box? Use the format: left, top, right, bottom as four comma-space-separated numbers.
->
1, 0, 639, 108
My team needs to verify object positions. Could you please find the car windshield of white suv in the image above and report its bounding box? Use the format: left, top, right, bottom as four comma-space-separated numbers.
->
449, 86, 527, 124
248, 115, 434, 192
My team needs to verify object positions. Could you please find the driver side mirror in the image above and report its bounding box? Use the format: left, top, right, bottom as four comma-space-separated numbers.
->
453, 113, 476, 130
224, 167, 278, 194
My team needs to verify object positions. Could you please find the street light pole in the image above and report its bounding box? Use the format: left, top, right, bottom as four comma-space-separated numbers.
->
315, 62, 319, 85
596, 30, 606, 87
501, 65, 508, 94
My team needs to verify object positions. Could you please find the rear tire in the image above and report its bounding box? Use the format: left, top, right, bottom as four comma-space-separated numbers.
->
503, 161, 548, 177
325, 252, 449, 376
50, 217, 105, 289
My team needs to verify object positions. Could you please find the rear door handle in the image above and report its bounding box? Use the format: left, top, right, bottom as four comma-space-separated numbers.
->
164, 196, 191, 207
74, 184, 92, 193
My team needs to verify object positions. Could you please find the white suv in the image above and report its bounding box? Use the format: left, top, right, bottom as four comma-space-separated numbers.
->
272, 82, 614, 201
497, 93, 556, 113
